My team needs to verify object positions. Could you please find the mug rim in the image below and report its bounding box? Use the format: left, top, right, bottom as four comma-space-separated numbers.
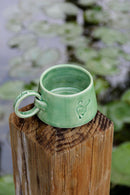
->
40, 64, 93, 97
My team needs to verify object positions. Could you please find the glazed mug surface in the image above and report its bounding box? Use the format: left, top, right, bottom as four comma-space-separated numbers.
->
14, 64, 97, 128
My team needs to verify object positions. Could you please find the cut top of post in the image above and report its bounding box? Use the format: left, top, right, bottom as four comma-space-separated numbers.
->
9, 104, 113, 155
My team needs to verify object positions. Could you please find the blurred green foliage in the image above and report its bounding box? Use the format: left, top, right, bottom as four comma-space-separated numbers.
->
0, 0, 130, 193
111, 142, 130, 186
0, 175, 15, 195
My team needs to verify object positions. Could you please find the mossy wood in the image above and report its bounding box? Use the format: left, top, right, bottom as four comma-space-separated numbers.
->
9, 104, 113, 195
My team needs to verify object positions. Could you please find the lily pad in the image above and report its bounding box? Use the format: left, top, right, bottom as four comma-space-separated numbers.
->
58, 23, 83, 39
28, 22, 82, 39
75, 48, 98, 63
9, 56, 23, 67
23, 47, 43, 61
107, 101, 130, 131
35, 0, 61, 7
85, 57, 119, 76
98, 47, 129, 62
94, 78, 109, 95
24, 81, 38, 91
108, 1, 130, 13
99, 47, 122, 59
78, 0, 96, 6
0, 175, 15, 195
61, 36, 88, 48
93, 27, 129, 45
28, 21, 58, 37
111, 142, 130, 187
10, 48, 60, 78
110, 13, 130, 31
121, 90, 130, 104
36, 48, 60, 67
9, 60, 41, 79
122, 53, 130, 61
84, 9, 108, 24
98, 104, 108, 116
43, 2, 79, 19
19, 0, 61, 10
0, 81, 25, 100
8, 34, 37, 50
6, 16, 22, 32
18, 0, 39, 15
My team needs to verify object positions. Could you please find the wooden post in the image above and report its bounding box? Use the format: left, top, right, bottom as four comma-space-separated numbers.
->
9, 104, 113, 195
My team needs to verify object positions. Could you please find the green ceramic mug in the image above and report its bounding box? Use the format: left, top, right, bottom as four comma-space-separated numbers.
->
14, 64, 97, 128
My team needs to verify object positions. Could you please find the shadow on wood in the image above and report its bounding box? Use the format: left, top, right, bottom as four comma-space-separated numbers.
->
9, 104, 113, 195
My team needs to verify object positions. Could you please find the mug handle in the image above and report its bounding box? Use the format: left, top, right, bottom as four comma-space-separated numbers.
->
13, 90, 47, 118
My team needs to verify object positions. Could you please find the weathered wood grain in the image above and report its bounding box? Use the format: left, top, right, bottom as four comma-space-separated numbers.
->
9, 104, 113, 195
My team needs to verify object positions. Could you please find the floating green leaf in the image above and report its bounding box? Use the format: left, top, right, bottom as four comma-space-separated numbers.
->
23, 47, 43, 61
98, 104, 108, 116
84, 9, 108, 24
61, 36, 88, 48
58, 23, 83, 39
75, 48, 98, 63
0, 175, 15, 195
0, 81, 25, 100
28, 21, 58, 37
9, 60, 41, 79
35, 0, 61, 7
36, 48, 60, 67
121, 90, 130, 104
93, 27, 129, 45
9, 56, 23, 67
122, 53, 130, 61
108, 0, 130, 12
94, 78, 109, 95
18, 0, 39, 15
75, 45, 122, 75
99, 47, 122, 59
19, 0, 61, 10
85, 57, 119, 76
107, 101, 130, 131
9, 48, 60, 78
43, 2, 79, 19
110, 12, 130, 31
8, 34, 37, 50
111, 142, 130, 187
24, 81, 38, 91
78, 0, 96, 6
6, 16, 22, 33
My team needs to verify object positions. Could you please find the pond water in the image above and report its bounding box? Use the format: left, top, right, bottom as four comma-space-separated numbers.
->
0, 0, 68, 176
0, 0, 17, 176
0, 2, 10, 176
0, 0, 130, 193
